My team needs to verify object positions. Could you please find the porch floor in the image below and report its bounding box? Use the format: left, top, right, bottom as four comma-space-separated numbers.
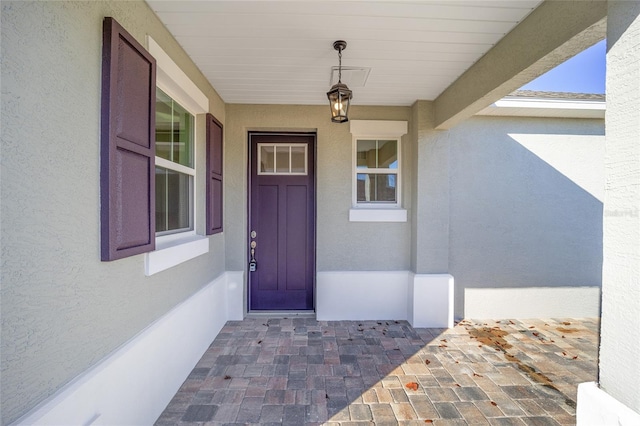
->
155, 317, 599, 425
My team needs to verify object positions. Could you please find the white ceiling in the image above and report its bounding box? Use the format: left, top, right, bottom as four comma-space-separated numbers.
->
146, 1, 543, 106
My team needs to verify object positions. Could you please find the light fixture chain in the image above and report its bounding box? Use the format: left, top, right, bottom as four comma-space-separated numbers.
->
338, 47, 342, 83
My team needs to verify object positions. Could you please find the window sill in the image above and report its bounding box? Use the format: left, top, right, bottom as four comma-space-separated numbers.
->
349, 208, 407, 222
145, 234, 209, 276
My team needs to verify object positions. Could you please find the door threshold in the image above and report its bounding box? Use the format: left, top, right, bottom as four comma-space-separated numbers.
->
246, 311, 316, 319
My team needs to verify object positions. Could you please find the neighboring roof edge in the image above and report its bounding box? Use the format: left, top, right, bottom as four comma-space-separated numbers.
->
507, 90, 605, 101
476, 90, 606, 119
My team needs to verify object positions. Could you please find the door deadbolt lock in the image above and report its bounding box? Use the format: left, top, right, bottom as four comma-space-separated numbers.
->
251, 230, 257, 238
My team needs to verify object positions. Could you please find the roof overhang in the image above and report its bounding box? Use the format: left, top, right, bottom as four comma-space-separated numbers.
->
477, 96, 605, 119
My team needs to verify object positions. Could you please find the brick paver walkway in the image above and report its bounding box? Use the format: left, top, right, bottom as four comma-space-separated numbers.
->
155, 317, 599, 425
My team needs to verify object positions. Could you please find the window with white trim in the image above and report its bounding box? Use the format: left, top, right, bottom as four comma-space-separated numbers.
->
144, 36, 210, 276
155, 87, 194, 235
349, 120, 408, 222
355, 139, 399, 205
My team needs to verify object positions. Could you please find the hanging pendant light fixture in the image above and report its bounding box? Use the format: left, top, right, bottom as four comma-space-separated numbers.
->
327, 40, 352, 123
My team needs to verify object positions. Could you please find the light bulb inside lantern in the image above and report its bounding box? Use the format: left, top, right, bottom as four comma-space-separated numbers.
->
334, 102, 343, 111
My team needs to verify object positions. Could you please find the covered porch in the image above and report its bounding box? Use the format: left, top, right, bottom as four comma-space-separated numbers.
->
2, 1, 639, 425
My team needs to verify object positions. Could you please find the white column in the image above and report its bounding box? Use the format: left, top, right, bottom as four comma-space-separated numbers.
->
577, 2, 640, 424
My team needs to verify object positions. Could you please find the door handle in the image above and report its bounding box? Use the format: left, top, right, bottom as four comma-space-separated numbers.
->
249, 240, 257, 272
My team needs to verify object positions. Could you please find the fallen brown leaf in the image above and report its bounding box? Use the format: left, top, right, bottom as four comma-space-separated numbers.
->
573, 355, 578, 360
490, 401, 498, 406
473, 373, 483, 377
224, 375, 231, 380
425, 359, 431, 365
563, 321, 571, 325
405, 382, 419, 391
424, 420, 434, 424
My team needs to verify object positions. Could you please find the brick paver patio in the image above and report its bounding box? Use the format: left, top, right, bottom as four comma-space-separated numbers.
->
155, 317, 599, 425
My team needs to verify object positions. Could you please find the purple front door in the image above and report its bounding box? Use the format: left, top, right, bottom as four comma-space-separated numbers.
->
248, 133, 316, 310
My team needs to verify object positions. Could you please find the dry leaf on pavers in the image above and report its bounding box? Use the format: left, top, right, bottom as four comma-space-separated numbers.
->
224, 375, 231, 380
563, 321, 571, 325
424, 420, 434, 423
405, 382, 419, 391
490, 401, 498, 406
425, 359, 431, 365
473, 373, 483, 377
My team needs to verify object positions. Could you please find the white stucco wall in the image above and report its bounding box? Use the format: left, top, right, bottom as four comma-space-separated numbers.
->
599, 0, 640, 414
448, 117, 605, 318
0, 2, 226, 423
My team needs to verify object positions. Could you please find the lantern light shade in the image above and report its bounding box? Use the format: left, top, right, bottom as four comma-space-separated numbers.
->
327, 82, 352, 123
327, 40, 352, 123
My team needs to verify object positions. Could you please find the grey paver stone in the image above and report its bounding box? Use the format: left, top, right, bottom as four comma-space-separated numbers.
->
521, 416, 562, 426
454, 386, 490, 401
259, 405, 283, 423
181, 405, 218, 422
434, 402, 462, 419
370, 403, 397, 422
349, 403, 373, 421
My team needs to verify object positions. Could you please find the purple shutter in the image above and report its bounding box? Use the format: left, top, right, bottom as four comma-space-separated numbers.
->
101, 17, 156, 261
206, 114, 223, 235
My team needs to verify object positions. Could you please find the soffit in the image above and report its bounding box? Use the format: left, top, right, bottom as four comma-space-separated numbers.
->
146, 1, 543, 106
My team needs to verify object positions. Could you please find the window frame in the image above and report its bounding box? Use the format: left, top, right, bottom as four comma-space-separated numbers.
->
349, 120, 408, 223
353, 138, 401, 207
145, 36, 210, 275
154, 87, 196, 237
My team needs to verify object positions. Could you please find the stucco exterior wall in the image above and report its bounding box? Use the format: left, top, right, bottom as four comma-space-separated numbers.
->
224, 104, 413, 274
600, 0, 640, 413
447, 117, 605, 318
411, 101, 451, 274
1, 2, 226, 423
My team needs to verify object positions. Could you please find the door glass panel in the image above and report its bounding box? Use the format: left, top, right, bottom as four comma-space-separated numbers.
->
258, 143, 307, 175
260, 145, 275, 173
291, 146, 306, 173
276, 146, 289, 173
356, 173, 397, 203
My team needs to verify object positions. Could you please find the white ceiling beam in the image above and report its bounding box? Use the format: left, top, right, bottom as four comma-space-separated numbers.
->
432, 0, 607, 130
